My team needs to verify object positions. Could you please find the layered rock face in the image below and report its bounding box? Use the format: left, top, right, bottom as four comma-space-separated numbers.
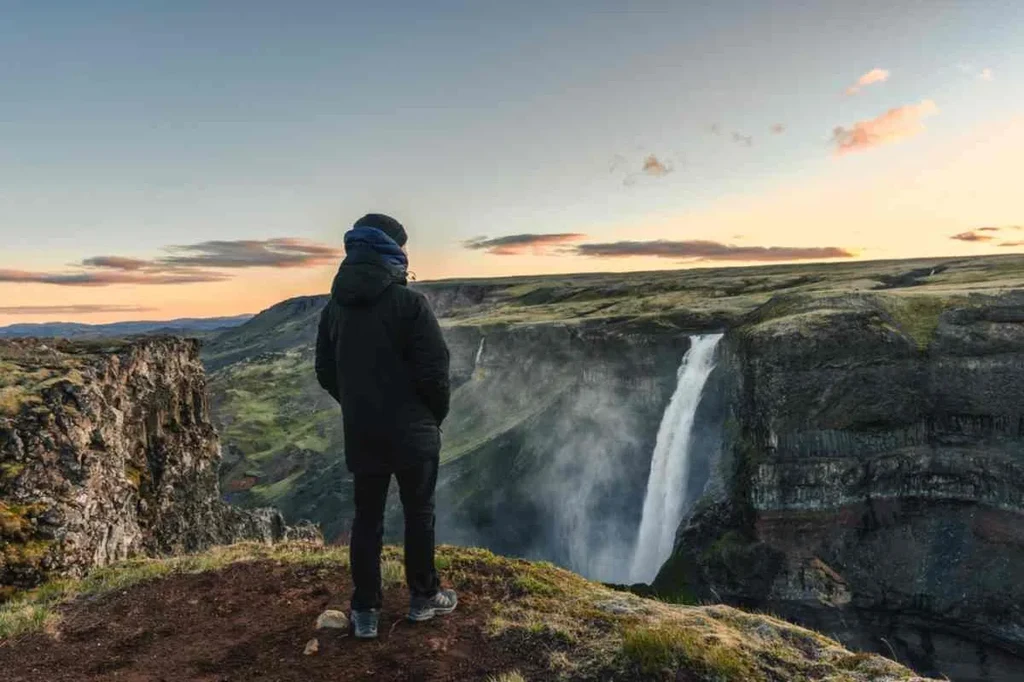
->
0, 337, 317, 592
657, 292, 1024, 681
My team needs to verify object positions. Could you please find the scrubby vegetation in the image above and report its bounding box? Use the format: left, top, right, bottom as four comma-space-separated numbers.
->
0, 542, 348, 639
877, 294, 955, 350
0, 339, 134, 417
0, 542, 934, 680
422, 254, 1024, 328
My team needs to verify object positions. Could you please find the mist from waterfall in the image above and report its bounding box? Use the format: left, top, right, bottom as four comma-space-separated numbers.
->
629, 333, 724, 584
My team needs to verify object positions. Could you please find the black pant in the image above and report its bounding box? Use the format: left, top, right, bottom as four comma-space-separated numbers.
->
350, 457, 440, 611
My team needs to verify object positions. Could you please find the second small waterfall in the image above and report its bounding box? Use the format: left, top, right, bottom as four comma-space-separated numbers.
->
629, 333, 723, 584
474, 337, 485, 368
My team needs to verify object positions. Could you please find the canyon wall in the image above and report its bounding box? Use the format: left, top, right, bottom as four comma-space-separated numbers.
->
656, 292, 1024, 681
0, 337, 317, 592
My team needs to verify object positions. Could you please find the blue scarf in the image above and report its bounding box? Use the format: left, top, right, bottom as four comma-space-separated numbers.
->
344, 226, 409, 274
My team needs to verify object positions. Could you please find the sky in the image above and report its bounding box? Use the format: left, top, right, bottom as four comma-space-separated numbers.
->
1, 0, 1023, 324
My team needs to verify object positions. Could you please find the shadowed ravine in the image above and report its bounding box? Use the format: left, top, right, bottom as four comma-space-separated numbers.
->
199, 256, 1024, 682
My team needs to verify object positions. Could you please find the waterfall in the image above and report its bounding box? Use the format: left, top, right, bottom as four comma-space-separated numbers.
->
474, 337, 485, 368
629, 333, 723, 584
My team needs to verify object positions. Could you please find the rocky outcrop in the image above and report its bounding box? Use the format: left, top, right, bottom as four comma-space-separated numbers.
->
656, 292, 1024, 681
0, 337, 318, 593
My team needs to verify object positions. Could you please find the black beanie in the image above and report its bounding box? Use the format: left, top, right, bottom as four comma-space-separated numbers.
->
353, 213, 407, 247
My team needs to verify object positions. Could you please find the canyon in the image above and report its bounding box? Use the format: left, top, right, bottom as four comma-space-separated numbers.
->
2, 254, 1022, 681
204, 254, 1024, 681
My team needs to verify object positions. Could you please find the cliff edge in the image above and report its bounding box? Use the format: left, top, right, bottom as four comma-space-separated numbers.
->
0, 337, 317, 593
0, 542, 938, 681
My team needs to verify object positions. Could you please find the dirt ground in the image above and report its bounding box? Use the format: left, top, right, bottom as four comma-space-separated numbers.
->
0, 560, 548, 682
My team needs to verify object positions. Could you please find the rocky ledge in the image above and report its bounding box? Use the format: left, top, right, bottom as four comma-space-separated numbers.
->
0, 337, 318, 593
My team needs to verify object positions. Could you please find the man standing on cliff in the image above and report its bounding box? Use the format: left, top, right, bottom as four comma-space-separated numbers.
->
315, 213, 456, 640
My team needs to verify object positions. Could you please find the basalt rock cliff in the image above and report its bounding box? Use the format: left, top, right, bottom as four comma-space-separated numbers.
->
0, 337, 317, 593
656, 291, 1024, 681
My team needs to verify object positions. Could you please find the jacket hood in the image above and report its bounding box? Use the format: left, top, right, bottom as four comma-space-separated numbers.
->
330, 248, 407, 305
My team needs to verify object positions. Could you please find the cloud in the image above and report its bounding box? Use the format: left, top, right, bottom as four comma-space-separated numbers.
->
731, 132, 753, 147
979, 68, 994, 81
573, 239, 854, 262
162, 238, 342, 269
845, 68, 890, 95
81, 256, 154, 271
622, 154, 674, 186
0, 304, 153, 315
978, 225, 1022, 232
831, 100, 938, 155
463, 233, 587, 255
950, 229, 991, 240
0, 268, 229, 287
709, 123, 722, 135
952, 225, 1023, 243
951, 230, 994, 242
770, 123, 786, 135
0, 238, 342, 287
640, 154, 671, 177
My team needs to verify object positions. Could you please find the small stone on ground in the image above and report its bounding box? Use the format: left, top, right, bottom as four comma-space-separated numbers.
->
316, 609, 349, 630
303, 638, 319, 655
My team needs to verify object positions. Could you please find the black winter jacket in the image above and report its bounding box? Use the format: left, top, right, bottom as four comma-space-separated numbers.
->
315, 250, 451, 474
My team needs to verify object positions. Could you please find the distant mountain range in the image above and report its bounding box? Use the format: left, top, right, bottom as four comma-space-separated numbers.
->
0, 315, 253, 339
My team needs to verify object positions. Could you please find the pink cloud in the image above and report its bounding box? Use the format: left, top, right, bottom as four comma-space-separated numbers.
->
952, 226, 1023, 243
845, 68, 890, 95
463, 233, 587, 255
951, 231, 994, 242
622, 154, 674, 186
641, 154, 671, 177
0, 238, 342, 287
831, 100, 939, 155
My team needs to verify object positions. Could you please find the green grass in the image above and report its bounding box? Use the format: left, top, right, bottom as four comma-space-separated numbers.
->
622, 625, 758, 679
0, 602, 55, 639
0, 541, 339, 640
513, 575, 558, 597
0, 501, 47, 535
426, 254, 1024, 328
487, 671, 526, 682
0, 461, 26, 480
381, 560, 404, 587
0, 344, 94, 417
207, 349, 343, 513
878, 294, 955, 350
0, 543, 933, 680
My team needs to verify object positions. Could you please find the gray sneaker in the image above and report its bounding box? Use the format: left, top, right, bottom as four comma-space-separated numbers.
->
408, 589, 458, 622
351, 609, 380, 639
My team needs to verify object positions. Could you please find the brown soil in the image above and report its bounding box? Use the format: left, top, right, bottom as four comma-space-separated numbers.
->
0, 560, 550, 682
